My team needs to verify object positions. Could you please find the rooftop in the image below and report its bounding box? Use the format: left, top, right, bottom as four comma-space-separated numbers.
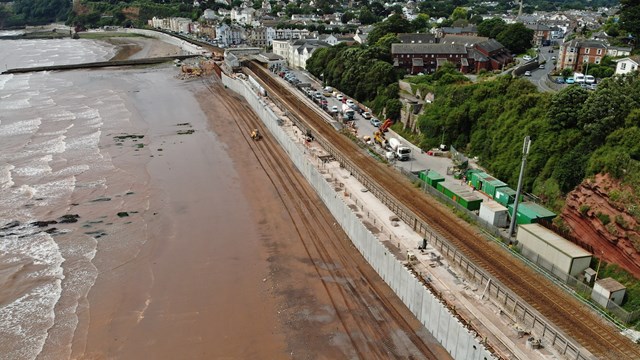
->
519, 223, 592, 258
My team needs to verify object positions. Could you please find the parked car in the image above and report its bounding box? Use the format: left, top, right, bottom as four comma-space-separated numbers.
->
524, 71, 532, 76
539, 64, 545, 69
523, 55, 532, 61
565, 77, 575, 84
370, 118, 382, 127
554, 77, 565, 84
346, 99, 355, 106
362, 112, 372, 119
331, 105, 339, 113
336, 94, 344, 101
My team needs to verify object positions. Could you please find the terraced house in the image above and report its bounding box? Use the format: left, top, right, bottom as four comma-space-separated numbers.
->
391, 36, 512, 74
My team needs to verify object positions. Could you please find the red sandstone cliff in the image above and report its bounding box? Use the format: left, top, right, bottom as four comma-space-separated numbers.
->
561, 174, 640, 279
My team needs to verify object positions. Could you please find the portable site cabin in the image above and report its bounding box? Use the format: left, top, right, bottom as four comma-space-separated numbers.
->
494, 186, 519, 206
592, 278, 626, 308
508, 201, 556, 224
516, 223, 592, 279
479, 201, 509, 227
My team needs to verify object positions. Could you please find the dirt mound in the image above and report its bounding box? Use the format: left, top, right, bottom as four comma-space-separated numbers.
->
562, 174, 640, 279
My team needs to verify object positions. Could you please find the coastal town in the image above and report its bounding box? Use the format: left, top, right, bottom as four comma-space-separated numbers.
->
2, 0, 640, 359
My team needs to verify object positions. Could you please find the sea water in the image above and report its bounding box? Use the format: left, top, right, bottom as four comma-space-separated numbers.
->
0, 38, 142, 359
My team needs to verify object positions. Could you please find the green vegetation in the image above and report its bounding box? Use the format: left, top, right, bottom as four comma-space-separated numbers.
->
408, 71, 640, 214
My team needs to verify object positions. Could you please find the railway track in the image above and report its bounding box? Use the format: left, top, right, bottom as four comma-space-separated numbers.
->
203, 77, 444, 359
244, 61, 640, 360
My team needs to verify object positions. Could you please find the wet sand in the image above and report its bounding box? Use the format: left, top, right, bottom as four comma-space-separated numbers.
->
68, 37, 449, 359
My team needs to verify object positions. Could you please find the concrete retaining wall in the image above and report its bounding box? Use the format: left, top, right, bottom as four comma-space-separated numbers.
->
222, 73, 495, 360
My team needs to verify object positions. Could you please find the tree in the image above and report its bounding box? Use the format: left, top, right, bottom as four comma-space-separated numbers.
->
341, 11, 354, 24
358, 8, 377, 25
411, 13, 430, 32
619, 0, 640, 39
477, 18, 507, 38
450, 7, 468, 21
496, 23, 534, 54
367, 13, 412, 45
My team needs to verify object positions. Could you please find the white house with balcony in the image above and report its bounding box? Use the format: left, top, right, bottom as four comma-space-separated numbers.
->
272, 39, 330, 69
614, 56, 640, 75
216, 24, 245, 47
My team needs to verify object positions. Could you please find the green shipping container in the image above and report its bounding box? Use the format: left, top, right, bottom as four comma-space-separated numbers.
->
425, 170, 445, 188
483, 178, 507, 199
418, 171, 428, 182
508, 202, 556, 224
494, 187, 519, 206
442, 185, 455, 199
470, 171, 489, 189
436, 182, 445, 193
455, 191, 483, 211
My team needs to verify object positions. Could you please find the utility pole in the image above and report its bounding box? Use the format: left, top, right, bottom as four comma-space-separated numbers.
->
508, 136, 531, 239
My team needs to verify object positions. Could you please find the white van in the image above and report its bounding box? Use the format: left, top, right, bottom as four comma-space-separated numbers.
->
574, 72, 585, 83
585, 75, 595, 84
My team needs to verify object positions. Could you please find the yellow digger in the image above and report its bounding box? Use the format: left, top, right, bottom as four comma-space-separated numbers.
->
250, 128, 262, 141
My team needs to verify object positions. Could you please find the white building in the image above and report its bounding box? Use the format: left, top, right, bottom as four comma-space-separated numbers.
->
516, 224, 592, 280
272, 39, 330, 69
592, 278, 626, 308
216, 24, 245, 47
614, 56, 640, 75
231, 7, 256, 25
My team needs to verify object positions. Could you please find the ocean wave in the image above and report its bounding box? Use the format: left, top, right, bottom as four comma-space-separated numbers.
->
11, 155, 53, 178
0, 118, 41, 137
0, 163, 15, 190
0, 232, 64, 360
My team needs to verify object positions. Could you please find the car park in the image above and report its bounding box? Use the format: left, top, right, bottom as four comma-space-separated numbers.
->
524, 71, 531, 76
362, 112, 372, 119
370, 118, 382, 127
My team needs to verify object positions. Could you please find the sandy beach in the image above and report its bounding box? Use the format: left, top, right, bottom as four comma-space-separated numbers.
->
40, 36, 449, 359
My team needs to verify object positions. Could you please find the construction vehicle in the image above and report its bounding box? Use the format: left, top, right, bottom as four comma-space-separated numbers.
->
388, 138, 412, 161
341, 104, 355, 121
379, 119, 393, 132
250, 128, 262, 140
373, 130, 386, 147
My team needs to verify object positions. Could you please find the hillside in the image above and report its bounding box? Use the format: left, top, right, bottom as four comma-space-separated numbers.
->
402, 72, 640, 277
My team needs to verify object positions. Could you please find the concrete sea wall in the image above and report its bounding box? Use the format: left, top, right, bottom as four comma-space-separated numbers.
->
222, 73, 495, 360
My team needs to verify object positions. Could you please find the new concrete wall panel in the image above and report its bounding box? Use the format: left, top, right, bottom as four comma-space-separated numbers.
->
446, 317, 461, 357
411, 280, 424, 320
420, 287, 432, 327
427, 296, 441, 336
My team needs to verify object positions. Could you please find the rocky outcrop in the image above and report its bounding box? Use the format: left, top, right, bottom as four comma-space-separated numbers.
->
562, 174, 640, 278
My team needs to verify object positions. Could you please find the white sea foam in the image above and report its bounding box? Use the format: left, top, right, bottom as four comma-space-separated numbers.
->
0, 74, 13, 90
0, 233, 64, 360
0, 118, 41, 137
31, 176, 76, 203
0, 163, 14, 190
11, 155, 53, 178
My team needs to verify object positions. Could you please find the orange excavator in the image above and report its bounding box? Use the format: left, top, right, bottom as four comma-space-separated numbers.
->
379, 119, 393, 132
